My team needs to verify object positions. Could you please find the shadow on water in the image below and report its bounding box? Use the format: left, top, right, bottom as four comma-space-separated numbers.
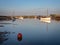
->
0, 22, 12, 27
0, 25, 4, 27
0, 31, 11, 44
0, 23, 12, 24
0, 31, 15, 44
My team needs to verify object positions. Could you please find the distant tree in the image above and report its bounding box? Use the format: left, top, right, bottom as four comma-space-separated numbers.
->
50, 14, 56, 17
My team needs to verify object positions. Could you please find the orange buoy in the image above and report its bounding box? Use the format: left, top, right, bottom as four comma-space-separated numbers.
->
17, 33, 22, 41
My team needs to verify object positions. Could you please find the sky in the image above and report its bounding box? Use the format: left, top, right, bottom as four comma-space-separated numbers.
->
0, 0, 60, 16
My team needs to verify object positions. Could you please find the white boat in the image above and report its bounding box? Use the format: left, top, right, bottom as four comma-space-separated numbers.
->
40, 17, 51, 23
19, 17, 24, 20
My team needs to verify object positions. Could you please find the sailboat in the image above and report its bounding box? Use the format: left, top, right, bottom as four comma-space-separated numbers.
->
12, 11, 16, 22
12, 17, 16, 22
40, 17, 51, 23
40, 9, 51, 23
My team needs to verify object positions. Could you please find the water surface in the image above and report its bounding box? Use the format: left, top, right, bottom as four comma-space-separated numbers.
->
0, 19, 60, 45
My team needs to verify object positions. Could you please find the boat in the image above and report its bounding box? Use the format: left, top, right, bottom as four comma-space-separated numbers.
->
40, 17, 51, 23
12, 17, 16, 22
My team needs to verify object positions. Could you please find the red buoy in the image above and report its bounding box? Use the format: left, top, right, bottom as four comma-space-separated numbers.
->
17, 33, 22, 41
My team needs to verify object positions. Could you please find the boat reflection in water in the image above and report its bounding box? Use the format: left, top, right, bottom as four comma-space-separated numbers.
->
17, 33, 22, 41
40, 17, 51, 23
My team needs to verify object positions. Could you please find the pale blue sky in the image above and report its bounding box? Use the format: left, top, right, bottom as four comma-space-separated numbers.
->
0, 0, 60, 15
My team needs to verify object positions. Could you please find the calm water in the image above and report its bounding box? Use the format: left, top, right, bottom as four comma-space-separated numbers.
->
0, 19, 60, 45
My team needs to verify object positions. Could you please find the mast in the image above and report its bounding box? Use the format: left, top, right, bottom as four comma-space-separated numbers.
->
12, 10, 15, 21
47, 8, 48, 32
